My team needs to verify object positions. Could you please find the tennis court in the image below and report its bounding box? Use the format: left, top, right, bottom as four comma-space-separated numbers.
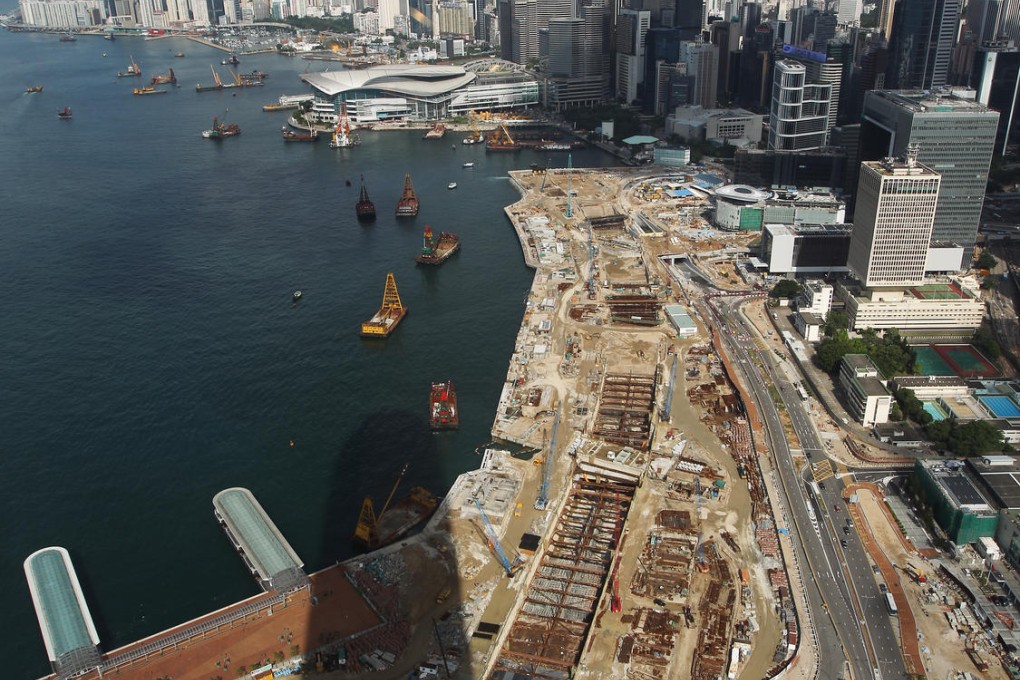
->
980, 395, 1020, 418
914, 345, 998, 378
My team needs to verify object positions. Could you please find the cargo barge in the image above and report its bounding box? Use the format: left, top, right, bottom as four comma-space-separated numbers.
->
416, 226, 460, 265
360, 273, 406, 337
353, 463, 438, 550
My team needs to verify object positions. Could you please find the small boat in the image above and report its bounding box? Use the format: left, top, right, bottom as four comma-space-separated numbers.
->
447, 182, 457, 190
59, 33, 76, 42
104, 33, 115, 41
175, 51, 185, 58
292, 291, 302, 301
25, 85, 43, 94
281, 126, 319, 142
346, 179, 352, 186
57, 106, 72, 119
356, 175, 376, 222
462, 162, 474, 168
133, 86, 167, 95
221, 54, 240, 66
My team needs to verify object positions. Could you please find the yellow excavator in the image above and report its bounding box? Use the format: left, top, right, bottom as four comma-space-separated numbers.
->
353, 463, 409, 549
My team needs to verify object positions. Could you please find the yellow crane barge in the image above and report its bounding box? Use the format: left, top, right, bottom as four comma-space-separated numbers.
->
353, 463, 438, 550
360, 272, 406, 337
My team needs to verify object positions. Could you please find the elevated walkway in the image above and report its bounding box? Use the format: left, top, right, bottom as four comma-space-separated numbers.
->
213, 488, 308, 593
24, 547, 101, 679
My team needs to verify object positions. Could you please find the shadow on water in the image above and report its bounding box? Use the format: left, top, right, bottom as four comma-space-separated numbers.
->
304, 409, 478, 679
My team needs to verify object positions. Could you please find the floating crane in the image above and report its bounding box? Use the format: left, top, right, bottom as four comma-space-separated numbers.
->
473, 497, 522, 577
535, 400, 561, 511
353, 463, 409, 549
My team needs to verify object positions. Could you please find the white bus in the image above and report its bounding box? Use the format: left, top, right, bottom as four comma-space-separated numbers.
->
885, 592, 898, 615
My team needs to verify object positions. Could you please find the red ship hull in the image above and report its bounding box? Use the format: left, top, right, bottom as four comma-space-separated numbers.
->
430, 381, 459, 430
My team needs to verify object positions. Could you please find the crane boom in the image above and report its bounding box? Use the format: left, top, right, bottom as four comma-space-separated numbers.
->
535, 400, 561, 510
473, 497, 521, 576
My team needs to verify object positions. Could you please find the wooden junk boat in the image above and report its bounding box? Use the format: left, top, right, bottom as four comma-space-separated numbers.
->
360, 273, 406, 338
395, 173, 419, 218
356, 175, 376, 221
416, 226, 460, 265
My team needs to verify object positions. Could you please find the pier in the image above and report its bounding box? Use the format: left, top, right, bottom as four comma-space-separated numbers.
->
24, 547, 102, 679
212, 487, 308, 593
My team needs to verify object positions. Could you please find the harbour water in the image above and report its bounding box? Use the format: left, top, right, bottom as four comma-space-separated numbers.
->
0, 31, 618, 676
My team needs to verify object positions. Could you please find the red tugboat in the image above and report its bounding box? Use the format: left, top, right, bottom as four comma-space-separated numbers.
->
395, 173, 419, 218
202, 113, 240, 139
430, 381, 459, 430
57, 106, 72, 119
356, 175, 376, 221
416, 226, 460, 265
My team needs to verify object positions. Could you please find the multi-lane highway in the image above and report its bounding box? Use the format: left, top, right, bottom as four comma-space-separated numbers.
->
708, 294, 909, 680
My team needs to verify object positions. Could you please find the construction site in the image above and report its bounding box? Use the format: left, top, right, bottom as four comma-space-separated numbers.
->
38, 165, 971, 680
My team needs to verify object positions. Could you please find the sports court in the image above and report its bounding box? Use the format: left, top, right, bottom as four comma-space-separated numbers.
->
914, 345, 998, 379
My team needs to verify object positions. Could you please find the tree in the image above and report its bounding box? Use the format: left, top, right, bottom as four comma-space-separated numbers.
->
890, 402, 904, 421
977, 250, 997, 270
894, 388, 932, 425
973, 325, 1002, 361
936, 420, 1005, 456
824, 310, 849, 336
770, 279, 802, 299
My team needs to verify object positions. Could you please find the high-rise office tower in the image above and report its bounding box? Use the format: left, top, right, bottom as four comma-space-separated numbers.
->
805, 57, 842, 135
968, 0, 1020, 45
498, 0, 572, 64
859, 90, 999, 258
836, 0, 861, 25
769, 59, 832, 150
674, 0, 703, 32
546, 0, 610, 107
680, 39, 719, 106
617, 9, 652, 103
971, 38, 1020, 155
848, 150, 940, 288
885, 0, 960, 90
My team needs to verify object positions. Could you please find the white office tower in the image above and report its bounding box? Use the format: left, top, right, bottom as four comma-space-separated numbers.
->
768, 59, 832, 150
848, 148, 941, 288
680, 40, 719, 108
804, 58, 841, 137
836, 0, 861, 23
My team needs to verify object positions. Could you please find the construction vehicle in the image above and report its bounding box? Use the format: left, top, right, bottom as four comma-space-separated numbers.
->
196, 64, 229, 92
904, 563, 927, 583
473, 497, 522, 577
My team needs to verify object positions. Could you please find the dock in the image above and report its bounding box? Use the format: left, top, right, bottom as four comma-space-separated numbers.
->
24, 547, 102, 679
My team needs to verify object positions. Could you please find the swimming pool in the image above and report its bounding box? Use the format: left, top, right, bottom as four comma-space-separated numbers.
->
923, 402, 948, 421
980, 395, 1020, 418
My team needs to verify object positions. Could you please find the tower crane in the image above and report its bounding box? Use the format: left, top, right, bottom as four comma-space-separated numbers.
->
353, 463, 409, 549
535, 400, 561, 511
473, 497, 522, 577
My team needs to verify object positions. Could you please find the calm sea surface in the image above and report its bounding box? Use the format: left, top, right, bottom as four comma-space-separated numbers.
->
0, 31, 618, 676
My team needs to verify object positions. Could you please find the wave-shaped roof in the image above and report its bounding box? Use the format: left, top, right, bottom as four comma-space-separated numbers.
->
302, 64, 477, 98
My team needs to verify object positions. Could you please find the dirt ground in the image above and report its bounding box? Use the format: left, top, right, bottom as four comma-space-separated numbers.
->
855, 488, 994, 680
